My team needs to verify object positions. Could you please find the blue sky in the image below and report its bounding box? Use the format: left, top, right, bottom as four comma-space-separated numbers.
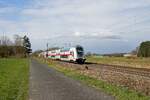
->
0, 0, 150, 54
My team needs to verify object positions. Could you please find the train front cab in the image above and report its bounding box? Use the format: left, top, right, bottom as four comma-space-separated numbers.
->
75, 46, 86, 64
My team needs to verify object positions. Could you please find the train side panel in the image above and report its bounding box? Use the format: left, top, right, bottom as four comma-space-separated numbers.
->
41, 46, 86, 64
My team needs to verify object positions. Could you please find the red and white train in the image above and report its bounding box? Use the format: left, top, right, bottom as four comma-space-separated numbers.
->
39, 45, 86, 64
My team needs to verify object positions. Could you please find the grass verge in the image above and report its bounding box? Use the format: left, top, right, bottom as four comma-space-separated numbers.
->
86, 56, 150, 69
37, 58, 150, 100
0, 58, 29, 100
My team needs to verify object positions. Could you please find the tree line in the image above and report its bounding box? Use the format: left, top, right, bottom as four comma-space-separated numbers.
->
0, 35, 32, 58
31, 40, 150, 58
138, 41, 150, 57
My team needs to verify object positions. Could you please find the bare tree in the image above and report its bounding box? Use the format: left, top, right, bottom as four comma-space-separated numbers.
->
13, 34, 23, 46
0, 35, 12, 45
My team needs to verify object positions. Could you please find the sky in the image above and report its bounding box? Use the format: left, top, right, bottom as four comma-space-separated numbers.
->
0, 0, 150, 54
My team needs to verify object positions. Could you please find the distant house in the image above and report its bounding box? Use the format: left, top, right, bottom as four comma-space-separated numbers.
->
123, 53, 137, 57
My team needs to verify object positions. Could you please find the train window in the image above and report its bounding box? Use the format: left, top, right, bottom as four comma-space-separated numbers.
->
76, 46, 84, 57
77, 52, 84, 57
61, 48, 70, 52
76, 47, 83, 52
61, 55, 68, 58
51, 56, 55, 58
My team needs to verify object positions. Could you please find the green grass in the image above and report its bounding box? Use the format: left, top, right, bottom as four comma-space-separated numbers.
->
86, 56, 150, 69
0, 58, 29, 100
37, 58, 150, 100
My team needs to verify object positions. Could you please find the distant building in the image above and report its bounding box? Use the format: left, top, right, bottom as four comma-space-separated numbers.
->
123, 53, 137, 57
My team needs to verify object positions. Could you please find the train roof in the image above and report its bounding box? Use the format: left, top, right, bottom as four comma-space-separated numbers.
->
47, 45, 83, 52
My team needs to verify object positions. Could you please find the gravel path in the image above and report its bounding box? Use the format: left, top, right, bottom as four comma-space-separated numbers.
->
29, 59, 115, 100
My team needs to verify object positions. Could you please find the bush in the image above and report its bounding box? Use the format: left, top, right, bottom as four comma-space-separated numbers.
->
0, 46, 26, 58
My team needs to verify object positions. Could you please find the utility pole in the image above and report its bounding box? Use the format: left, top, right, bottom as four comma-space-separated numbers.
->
46, 43, 48, 58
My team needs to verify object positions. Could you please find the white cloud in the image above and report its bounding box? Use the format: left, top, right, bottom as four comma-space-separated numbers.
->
73, 31, 121, 40
0, 0, 150, 53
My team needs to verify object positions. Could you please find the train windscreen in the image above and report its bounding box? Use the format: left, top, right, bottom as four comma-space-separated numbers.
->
76, 46, 84, 57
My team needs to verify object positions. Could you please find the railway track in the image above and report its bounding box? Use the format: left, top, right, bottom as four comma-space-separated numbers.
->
56, 61, 150, 78
48, 60, 150, 96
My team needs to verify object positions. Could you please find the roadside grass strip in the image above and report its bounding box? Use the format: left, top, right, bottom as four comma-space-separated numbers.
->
86, 56, 150, 69
37, 58, 150, 100
0, 58, 29, 100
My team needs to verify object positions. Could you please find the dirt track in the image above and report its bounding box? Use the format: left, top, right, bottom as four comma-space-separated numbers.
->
29, 59, 114, 100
